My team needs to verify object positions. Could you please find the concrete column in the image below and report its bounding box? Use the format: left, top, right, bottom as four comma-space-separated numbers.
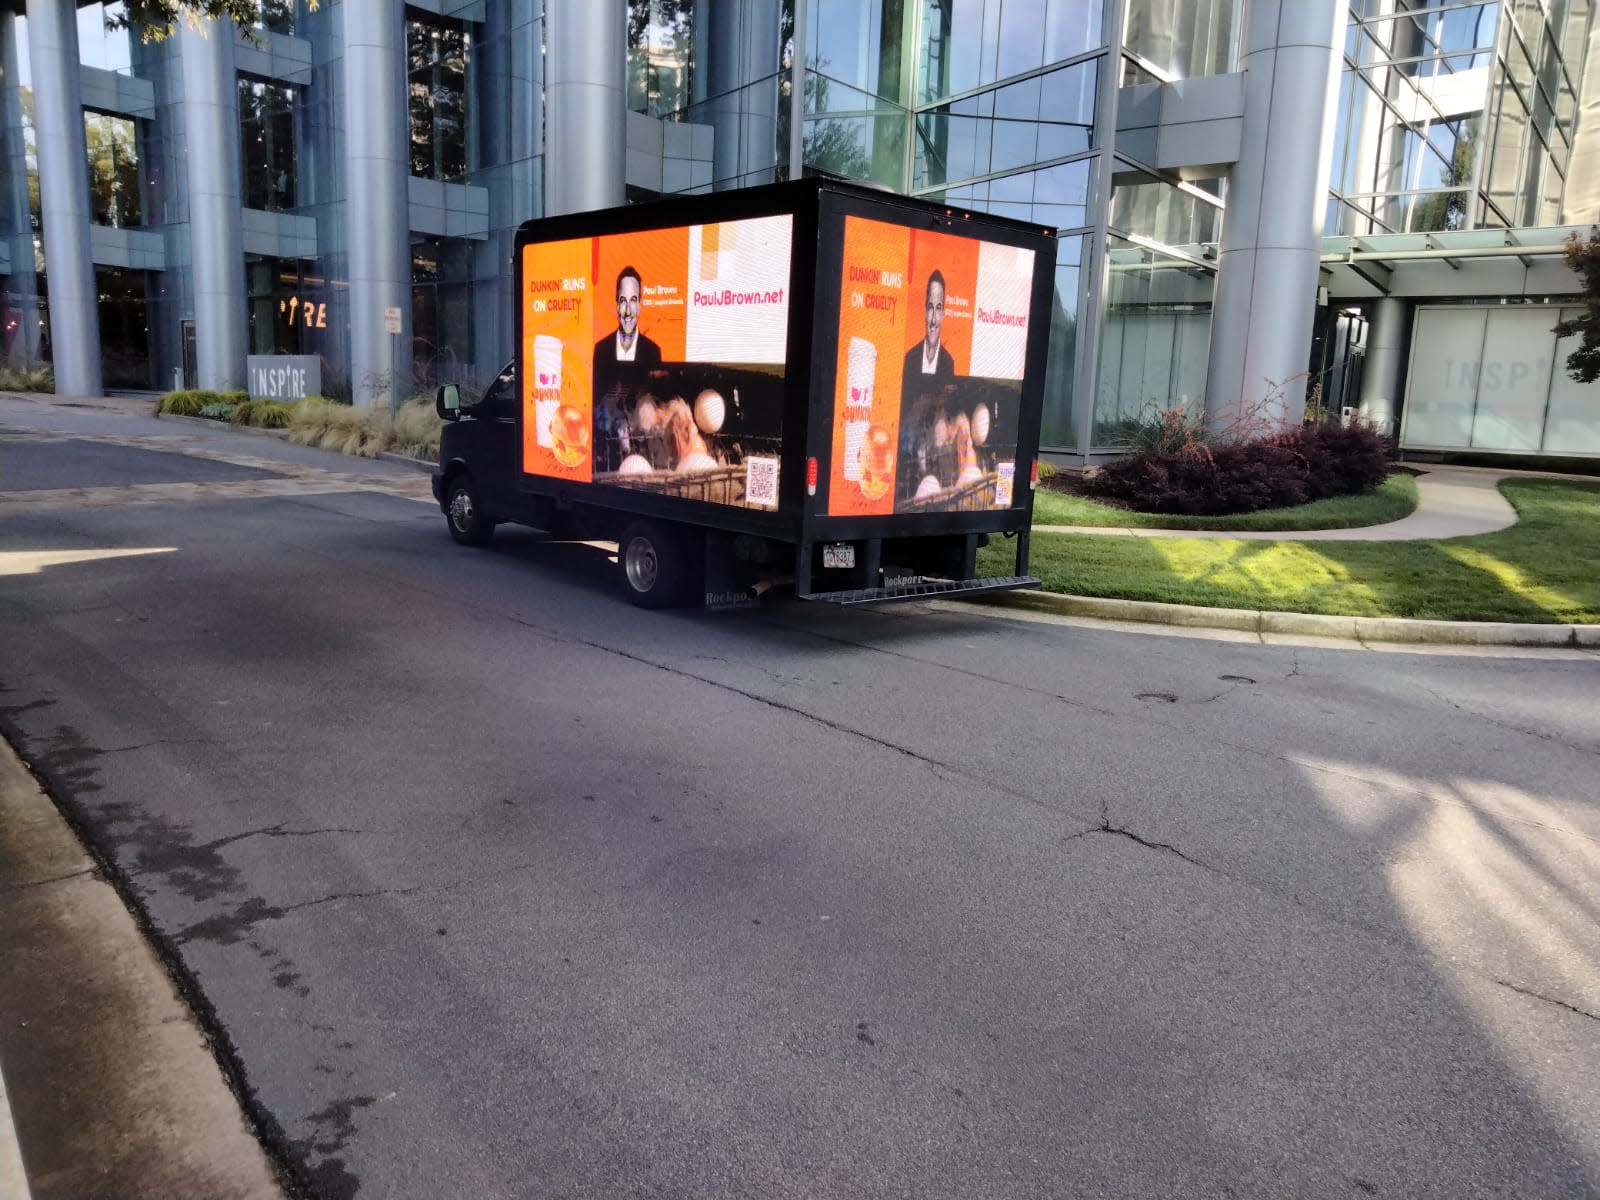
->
25, 0, 101, 396
180, 19, 247, 391
1204, 0, 1343, 430
1, 13, 43, 364
1359, 297, 1406, 436
704, 0, 780, 189
342, 0, 411, 407
544, 0, 625, 216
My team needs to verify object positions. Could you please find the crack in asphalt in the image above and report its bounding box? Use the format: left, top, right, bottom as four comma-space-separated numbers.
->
1418, 684, 1600, 761
0, 865, 98, 893
1065, 819, 1214, 872
1494, 978, 1600, 1022
98, 738, 214, 755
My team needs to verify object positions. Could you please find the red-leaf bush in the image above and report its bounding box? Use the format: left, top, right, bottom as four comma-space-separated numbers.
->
1084, 420, 1393, 516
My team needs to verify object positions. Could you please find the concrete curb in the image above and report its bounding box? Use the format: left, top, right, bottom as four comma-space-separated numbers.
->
0, 1060, 31, 1200
976, 589, 1599, 648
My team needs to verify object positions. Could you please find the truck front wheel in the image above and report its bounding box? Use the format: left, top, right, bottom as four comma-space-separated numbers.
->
620, 521, 698, 608
446, 475, 494, 546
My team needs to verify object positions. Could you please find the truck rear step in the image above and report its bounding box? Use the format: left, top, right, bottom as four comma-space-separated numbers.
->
802, 575, 1040, 605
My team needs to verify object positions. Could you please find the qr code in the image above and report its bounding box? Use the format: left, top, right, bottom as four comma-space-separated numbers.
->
745, 456, 780, 508
994, 461, 1015, 508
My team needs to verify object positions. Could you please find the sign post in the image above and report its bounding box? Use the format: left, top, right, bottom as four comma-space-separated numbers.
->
384, 306, 403, 416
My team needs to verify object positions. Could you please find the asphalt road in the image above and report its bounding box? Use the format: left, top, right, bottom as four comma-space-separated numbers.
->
2, 396, 1598, 1199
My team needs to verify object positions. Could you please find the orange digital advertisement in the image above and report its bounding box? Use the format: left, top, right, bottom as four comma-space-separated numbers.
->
521, 215, 794, 509
828, 216, 1036, 516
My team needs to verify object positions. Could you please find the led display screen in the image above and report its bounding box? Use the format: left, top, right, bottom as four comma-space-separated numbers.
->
520, 214, 793, 509
829, 215, 1035, 515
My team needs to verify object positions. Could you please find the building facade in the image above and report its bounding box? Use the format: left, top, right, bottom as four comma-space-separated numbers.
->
1, 0, 1596, 458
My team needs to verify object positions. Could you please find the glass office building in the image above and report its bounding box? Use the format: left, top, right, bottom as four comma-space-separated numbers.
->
1, 0, 1596, 459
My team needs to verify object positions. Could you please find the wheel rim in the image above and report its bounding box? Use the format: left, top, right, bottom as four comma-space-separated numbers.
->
449, 488, 474, 530
624, 535, 658, 594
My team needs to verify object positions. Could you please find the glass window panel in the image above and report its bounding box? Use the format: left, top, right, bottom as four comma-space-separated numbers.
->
1094, 236, 1214, 445
239, 79, 298, 211
1042, 0, 1103, 64
257, 0, 295, 36
84, 111, 141, 227
628, 0, 695, 117
408, 14, 473, 182
77, 3, 131, 75
1403, 307, 1485, 449
1040, 235, 1083, 448
1471, 308, 1556, 451
96, 266, 153, 388
1125, 0, 1237, 79
1545, 306, 1600, 453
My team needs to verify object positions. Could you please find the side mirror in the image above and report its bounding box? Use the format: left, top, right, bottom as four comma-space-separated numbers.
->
435, 383, 461, 421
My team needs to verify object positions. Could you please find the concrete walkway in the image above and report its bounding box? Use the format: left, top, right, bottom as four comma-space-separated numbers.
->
1034, 464, 1584, 541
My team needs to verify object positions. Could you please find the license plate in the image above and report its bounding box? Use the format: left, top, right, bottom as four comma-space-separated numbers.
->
823, 543, 855, 569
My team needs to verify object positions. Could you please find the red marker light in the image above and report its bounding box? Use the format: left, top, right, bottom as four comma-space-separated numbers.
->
1030, 460, 1039, 490
806, 456, 818, 496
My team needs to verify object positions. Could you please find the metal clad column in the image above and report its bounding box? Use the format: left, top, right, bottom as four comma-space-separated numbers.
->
1, 13, 43, 364
1204, 0, 1343, 428
1359, 296, 1406, 436
544, 0, 625, 216
705, 0, 781, 189
180, 19, 247, 391
343, 0, 410, 407
24, 0, 101, 396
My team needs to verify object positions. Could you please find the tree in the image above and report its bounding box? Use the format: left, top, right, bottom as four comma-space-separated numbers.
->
109, 0, 315, 42
1554, 229, 1600, 384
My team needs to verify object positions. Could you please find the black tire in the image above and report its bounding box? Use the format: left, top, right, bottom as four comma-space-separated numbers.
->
445, 475, 494, 546
619, 521, 699, 608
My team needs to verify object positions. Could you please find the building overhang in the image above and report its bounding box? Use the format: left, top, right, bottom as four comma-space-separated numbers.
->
1319, 226, 1593, 301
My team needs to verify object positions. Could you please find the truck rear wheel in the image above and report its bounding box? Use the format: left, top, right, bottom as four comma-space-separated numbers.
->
619, 521, 698, 608
446, 475, 494, 546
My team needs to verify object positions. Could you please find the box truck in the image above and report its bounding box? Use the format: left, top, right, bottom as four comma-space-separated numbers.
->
430, 178, 1056, 608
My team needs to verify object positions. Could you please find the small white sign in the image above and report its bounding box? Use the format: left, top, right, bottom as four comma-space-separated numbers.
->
384, 306, 403, 334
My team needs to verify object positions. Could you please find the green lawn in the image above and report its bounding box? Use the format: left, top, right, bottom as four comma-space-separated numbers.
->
1031, 472, 1418, 530
983, 479, 1600, 624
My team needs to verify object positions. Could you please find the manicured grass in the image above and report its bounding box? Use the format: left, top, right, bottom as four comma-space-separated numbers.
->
1030, 471, 1418, 530
983, 479, 1599, 624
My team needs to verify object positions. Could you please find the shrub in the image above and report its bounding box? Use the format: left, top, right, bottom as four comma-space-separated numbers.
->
0, 363, 55, 393
198, 402, 238, 420
388, 395, 443, 462
156, 389, 219, 416
231, 399, 294, 429
1283, 421, 1391, 500
1085, 420, 1394, 516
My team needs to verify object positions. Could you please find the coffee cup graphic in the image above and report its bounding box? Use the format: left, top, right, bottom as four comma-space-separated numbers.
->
533, 334, 563, 449
842, 337, 876, 481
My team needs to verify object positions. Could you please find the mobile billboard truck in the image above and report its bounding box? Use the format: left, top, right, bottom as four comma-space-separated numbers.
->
431, 179, 1056, 608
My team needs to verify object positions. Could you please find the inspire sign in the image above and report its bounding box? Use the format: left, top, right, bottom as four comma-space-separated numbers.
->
247, 355, 321, 401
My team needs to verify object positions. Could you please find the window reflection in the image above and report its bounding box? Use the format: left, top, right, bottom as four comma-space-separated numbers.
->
628, 0, 694, 117
407, 14, 472, 182
920, 0, 1102, 104
77, 2, 132, 76
914, 59, 1095, 189
1124, 0, 1236, 79
239, 78, 298, 211
84, 111, 142, 227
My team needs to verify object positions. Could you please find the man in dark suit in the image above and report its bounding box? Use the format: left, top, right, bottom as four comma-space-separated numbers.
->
899, 269, 958, 501
901, 268, 955, 401
594, 265, 663, 470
